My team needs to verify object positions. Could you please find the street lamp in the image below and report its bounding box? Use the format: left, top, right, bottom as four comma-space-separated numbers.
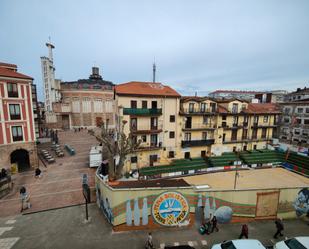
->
234, 149, 241, 189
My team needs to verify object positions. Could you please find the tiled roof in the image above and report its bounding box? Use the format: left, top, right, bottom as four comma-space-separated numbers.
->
216, 98, 248, 103
218, 104, 229, 113
243, 103, 281, 114
181, 96, 216, 102
0, 67, 33, 80
115, 81, 181, 97
0, 62, 17, 69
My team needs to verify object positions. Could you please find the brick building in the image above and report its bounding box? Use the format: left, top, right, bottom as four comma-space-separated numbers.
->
51, 67, 115, 129
0, 62, 37, 171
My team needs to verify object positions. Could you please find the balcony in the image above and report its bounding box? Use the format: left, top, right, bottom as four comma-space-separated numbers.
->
181, 139, 215, 147
134, 143, 162, 151
180, 107, 217, 115
223, 123, 244, 130
252, 123, 278, 128
8, 91, 18, 98
182, 123, 216, 131
10, 114, 21, 120
53, 103, 71, 113
123, 108, 162, 116
222, 137, 271, 144
130, 125, 163, 134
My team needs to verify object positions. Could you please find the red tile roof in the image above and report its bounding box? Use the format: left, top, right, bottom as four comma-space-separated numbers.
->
181, 96, 216, 102
218, 104, 228, 113
0, 67, 33, 80
243, 103, 281, 114
115, 81, 180, 97
0, 62, 17, 69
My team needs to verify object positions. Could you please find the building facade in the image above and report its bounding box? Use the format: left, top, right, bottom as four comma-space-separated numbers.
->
115, 81, 181, 170
215, 99, 280, 154
279, 101, 309, 148
208, 90, 262, 101
51, 67, 115, 129
285, 87, 309, 102
0, 62, 37, 171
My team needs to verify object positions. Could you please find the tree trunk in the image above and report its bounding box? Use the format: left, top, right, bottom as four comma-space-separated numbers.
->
115, 155, 126, 179
108, 155, 116, 181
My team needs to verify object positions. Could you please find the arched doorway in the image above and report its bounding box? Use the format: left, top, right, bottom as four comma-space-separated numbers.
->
11, 149, 30, 172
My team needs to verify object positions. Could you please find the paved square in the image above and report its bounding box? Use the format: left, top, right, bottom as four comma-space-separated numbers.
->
0, 238, 19, 249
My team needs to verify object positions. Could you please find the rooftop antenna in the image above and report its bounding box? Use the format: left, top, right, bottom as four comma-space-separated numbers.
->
152, 58, 156, 83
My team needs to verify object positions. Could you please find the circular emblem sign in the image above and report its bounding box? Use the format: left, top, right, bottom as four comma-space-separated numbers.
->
152, 192, 189, 226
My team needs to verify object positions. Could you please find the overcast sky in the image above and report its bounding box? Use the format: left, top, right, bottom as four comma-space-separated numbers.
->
1, 0, 309, 100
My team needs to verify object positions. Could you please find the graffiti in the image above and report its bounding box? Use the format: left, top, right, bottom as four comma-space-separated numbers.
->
96, 185, 114, 223
152, 192, 189, 227
214, 206, 233, 223
293, 188, 309, 217
125, 197, 149, 226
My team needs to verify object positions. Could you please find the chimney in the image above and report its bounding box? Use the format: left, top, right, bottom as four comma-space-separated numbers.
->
89, 66, 102, 80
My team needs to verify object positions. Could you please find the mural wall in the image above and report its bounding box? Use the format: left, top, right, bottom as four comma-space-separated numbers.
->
95, 176, 305, 230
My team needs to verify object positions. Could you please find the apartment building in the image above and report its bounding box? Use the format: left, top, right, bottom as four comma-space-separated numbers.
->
285, 87, 309, 102
0, 62, 37, 171
50, 67, 115, 129
208, 90, 262, 101
279, 101, 309, 147
115, 81, 181, 170
179, 96, 217, 158
215, 99, 280, 154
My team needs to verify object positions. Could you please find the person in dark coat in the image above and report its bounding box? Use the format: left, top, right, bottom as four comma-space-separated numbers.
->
239, 224, 249, 239
274, 218, 284, 239
211, 215, 219, 232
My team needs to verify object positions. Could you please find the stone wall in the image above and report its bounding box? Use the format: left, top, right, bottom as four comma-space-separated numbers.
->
0, 142, 38, 170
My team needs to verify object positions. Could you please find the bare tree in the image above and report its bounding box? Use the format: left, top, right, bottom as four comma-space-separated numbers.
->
90, 120, 141, 181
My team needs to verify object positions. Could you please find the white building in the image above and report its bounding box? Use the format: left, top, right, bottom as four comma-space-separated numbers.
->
40, 42, 61, 113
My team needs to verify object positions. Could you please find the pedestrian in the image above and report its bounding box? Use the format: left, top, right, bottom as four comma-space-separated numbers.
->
145, 232, 154, 249
239, 224, 249, 239
211, 215, 219, 232
273, 218, 284, 239
34, 168, 42, 178
20, 186, 31, 212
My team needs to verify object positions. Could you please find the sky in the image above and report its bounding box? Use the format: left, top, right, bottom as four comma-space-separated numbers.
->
0, 0, 309, 101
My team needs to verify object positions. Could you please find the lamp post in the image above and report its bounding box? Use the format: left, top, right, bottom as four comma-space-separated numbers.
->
234, 149, 241, 190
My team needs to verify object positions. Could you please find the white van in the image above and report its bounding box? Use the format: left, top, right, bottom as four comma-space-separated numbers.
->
274, 237, 309, 249
212, 239, 266, 249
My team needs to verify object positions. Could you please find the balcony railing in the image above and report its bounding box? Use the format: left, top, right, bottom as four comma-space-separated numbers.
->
181, 139, 215, 147
123, 108, 162, 116
10, 114, 21, 120
130, 125, 163, 134
180, 107, 217, 114
134, 143, 162, 151
8, 91, 18, 98
182, 123, 216, 130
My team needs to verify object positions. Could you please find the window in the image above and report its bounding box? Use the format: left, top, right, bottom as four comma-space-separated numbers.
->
261, 128, 267, 138
253, 145, 257, 150
170, 115, 175, 122
150, 117, 158, 130
130, 118, 137, 130
296, 119, 302, 124
232, 103, 238, 113
263, 116, 268, 123
142, 135, 147, 142
304, 119, 309, 125
222, 115, 227, 121
203, 116, 209, 124
169, 131, 175, 139
233, 116, 238, 126
184, 152, 190, 159
11, 126, 23, 142
200, 103, 206, 112
231, 130, 237, 140
131, 156, 137, 163
302, 130, 308, 136
294, 129, 301, 135
284, 118, 290, 123
131, 100, 137, 109
189, 103, 194, 113
252, 129, 258, 139
284, 108, 290, 114
297, 108, 304, 113
201, 132, 207, 140
7, 83, 18, 97
142, 101, 147, 109
242, 129, 248, 140
254, 116, 259, 124
306, 108, 309, 113
9, 104, 21, 120
168, 151, 175, 158
184, 133, 191, 141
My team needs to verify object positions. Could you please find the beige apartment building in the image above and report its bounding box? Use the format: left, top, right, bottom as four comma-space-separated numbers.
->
115, 81, 181, 170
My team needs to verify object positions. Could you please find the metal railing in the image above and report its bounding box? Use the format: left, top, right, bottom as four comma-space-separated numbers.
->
123, 108, 162, 115
181, 139, 215, 147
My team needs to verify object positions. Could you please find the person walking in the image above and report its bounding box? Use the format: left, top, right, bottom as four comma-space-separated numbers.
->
145, 232, 154, 249
20, 186, 31, 212
239, 224, 249, 239
211, 215, 219, 232
273, 218, 284, 239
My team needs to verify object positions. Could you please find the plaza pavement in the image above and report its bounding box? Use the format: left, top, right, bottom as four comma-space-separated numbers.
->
0, 130, 98, 217
0, 204, 308, 249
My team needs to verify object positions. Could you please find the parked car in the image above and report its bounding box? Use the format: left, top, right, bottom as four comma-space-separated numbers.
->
274, 236, 309, 249
211, 239, 267, 249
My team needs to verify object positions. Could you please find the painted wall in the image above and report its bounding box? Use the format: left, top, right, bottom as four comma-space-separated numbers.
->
95, 174, 306, 230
